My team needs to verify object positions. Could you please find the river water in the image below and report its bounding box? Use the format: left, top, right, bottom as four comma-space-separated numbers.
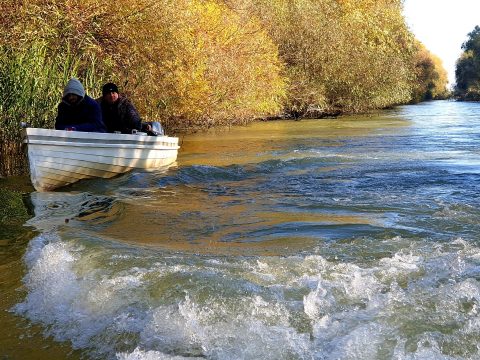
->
2, 100, 480, 359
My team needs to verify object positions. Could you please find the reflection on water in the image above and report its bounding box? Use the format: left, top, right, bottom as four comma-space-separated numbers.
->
7, 101, 480, 359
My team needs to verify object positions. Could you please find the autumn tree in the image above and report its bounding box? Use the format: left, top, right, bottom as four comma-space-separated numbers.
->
1, 0, 286, 132
455, 25, 480, 100
225, 0, 419, 115
411, 41, 449, 102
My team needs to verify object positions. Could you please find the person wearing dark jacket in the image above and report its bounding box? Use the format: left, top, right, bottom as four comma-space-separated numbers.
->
55, 78, 106, 132
97, 83, 142, 134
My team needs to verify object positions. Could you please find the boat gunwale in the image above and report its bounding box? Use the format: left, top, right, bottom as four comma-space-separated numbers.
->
24, 127, 179, 144
26, 139, 180, 150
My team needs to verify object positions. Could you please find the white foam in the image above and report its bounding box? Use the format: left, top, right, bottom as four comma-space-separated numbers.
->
133, 293, 312, 359
303, 278, 336, 319
117, 348, 203, 360
14, 233, 480, 359
14, 233, 150, 354
322, 323, 388, 360
392, 335, 459, 360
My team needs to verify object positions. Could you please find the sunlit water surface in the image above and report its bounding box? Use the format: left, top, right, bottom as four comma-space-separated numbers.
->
9, 101, 480, 359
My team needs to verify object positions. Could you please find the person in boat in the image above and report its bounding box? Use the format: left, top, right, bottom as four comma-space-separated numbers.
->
55, 78, 107, 132
97, 82, 165, 136
96, 82, 143, 134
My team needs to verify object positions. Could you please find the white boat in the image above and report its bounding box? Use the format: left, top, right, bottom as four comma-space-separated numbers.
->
24, 128, 180, 191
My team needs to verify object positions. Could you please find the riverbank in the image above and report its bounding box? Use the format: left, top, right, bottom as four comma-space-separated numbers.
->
1, 0, 448, 171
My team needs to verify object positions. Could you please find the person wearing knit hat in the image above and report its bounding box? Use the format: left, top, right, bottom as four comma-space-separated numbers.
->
55, 78, 106, 132
96, 82, 143, 134
63, 78, 86, 99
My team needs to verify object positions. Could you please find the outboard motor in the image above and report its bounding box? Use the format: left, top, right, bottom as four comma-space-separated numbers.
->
142, 121, 164, 136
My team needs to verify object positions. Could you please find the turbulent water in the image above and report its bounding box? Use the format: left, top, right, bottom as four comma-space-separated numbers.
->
9, 101, 480, 359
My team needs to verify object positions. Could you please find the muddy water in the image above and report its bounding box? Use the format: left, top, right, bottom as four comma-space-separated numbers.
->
2, 100, 480, 359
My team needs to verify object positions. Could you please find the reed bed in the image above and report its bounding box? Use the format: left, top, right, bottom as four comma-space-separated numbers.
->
0, 42, 106, 177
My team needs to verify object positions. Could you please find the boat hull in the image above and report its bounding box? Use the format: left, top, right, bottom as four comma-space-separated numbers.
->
25, 128, 179, 191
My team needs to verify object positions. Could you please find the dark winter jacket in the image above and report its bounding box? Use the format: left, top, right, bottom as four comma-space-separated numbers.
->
97, 95, 142, 134
55, 95, 106, 132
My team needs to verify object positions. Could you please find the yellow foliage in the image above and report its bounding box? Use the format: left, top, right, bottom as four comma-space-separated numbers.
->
411, 41, 449, 102
228, 0, 416, 113
1, 0, 446, 133
4, 0, 286, 131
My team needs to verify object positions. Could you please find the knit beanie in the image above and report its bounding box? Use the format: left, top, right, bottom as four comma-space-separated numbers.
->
102, 82, 119, 95
63, 78, 85, 99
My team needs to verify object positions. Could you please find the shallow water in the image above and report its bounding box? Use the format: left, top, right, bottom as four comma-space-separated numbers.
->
4, 100, 480, 359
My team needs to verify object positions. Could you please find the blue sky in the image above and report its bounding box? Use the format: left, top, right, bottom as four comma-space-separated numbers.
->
403, 0, 480, 86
